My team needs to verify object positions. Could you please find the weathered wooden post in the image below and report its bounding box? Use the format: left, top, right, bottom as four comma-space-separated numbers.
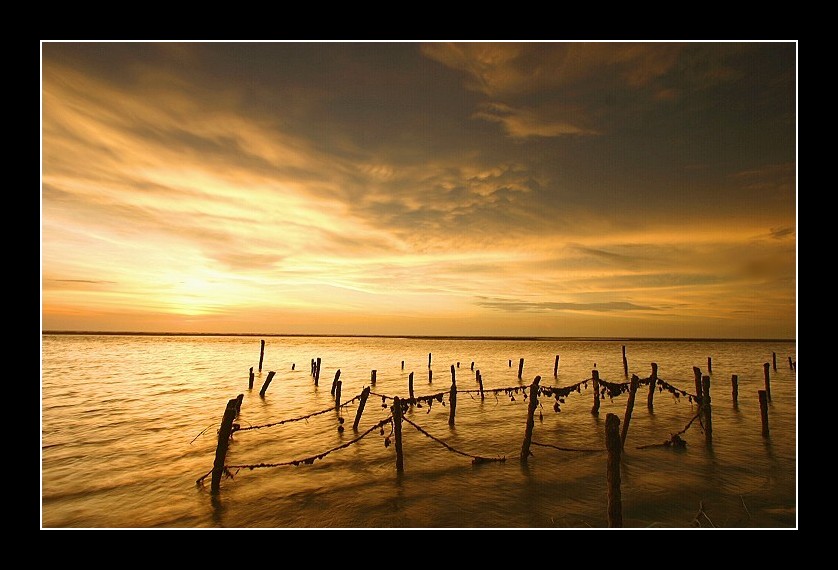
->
763, 363, 772, 402
330, 369, 341, 396
371, 369, 377, 386
248, 367, 254, 390
693, 367, 703, 404
291, 363, 295, 371
428, 352, 432, 368
353, 386, 371, 430
622, 345, 628, 377
448, 366, 457, 427
477, 370, 484, 400
772, 352, 777, 371
210, 398, 239, 493
520, 375, 541, 462
554, 354, 560, 378
408, 372, 415, 401
605, 413, 622, 527
334, 380, 342, 410
647, 363, 658, 410
259, 371, 276, 397
508, 359, 512, 367
471, 361, 475, 371
702, 375, 712, 445
311, 358, 315, 375
235, 393, 244, 415
620, 374, 640, 449
518, 358, 524, 380
450, 364, 456, 384
731, 374, 739, 405
393, 397, 404, 472
591, 369, 601, 415
707, 356, 712, 374
314, 358, 321, 386
258, 339, 265, 372
429, 369, 433, 383
758, 390, 769, 437
401, 360, 405, 370
788, 356, 794, 370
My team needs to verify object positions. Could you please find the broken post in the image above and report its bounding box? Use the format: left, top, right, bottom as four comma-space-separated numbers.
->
401, 360, 405, 370
448, 369, 457, 427
605, 413, 622, 527
248, 367, 254, 390
259, 371, 276, 397
334, 380, 342, 410
591, 369, 601, 415
330, 369, 341, 396
371, 369, 377, 386
258, 339, 265, 373
763, 363, 772, 402
759, 390, 769, 437
408, 372, 415, 401
773, 352, 777, 372
732, 374, 739, 405
393, 397, 404, 472
210, 398, 239, 493
353, 386, 370, 430
477, 370, 484, 400
471, 361, 474, 371
707, 356, 712, 374
788, 356, 794, 371
647, 363, 658, 410
315, 358, 321, 386
520, 375, 541, 462
235, 393, 244, 415
554, 354, 560, 378
428, 352, 432, 368
429, 369, 433, 383
622, 345, 628, 377
693, 367, 703, 405
702, 375, 712, 445
518, 358, 524, 380
620, 374, 640, 449
450, 364, 456, 384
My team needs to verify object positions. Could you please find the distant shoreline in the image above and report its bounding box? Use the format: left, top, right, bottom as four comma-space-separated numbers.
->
41, 330, 796, 343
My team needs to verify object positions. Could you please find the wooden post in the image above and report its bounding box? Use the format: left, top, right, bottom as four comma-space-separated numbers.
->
428, 352, 432, 368
371, 369, 377, 386
393, 397, 404, 472
693, 367, 702, 404
772, 352, 777, 371
259, 371, 276, 397
518, 358, 524, 380
471, 361, 474, 371
731, 374, 739, 404
248, 367, 254, 390
429, 369, 433, 383
520, 375, 541, 462
591, 369, 601, 415
334, 380, 342, 410
401, 360, 405, 370
620, 374, 640, 449
450, 364, 456, 384
758, 390, 769, 437
554, 354, 560, 378
707, 356, 712, 374
311, 358, 315, 376
330, 369, 341, 396
408, 372, 415, 401
235, 393, 244, 415
605, 413, 622, 527
353, 386, 370, 430
622, 345, 628, 377
509, 359, 512, 367
702, 375, 712, 445
788, 356, 794, 370
763, 363, 772, 402
448, 370, 457, 427
647, 363, 658, 410
314, 358, 321, 386
258, 339, 265, 373
292, 363, 295, 370
477, 370, 484, 400
210, 398, 238, 493
457, 362, 460, 368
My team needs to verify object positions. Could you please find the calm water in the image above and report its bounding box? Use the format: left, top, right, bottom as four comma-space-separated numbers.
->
41, 334, 797, 528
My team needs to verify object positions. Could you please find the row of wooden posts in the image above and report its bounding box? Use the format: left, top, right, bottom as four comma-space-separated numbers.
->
213, 341, 791, 526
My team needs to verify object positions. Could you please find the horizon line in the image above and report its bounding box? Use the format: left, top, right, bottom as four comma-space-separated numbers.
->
41, 330, 796, 343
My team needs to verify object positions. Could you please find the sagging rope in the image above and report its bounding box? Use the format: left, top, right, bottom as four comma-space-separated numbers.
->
531, 441, 605, 453
400, 416, 506, 465
196, 416, 394, 485
233, 394, 362, 432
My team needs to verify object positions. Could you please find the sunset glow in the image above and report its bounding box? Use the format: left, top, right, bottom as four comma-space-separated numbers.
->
41, 41, 797, 338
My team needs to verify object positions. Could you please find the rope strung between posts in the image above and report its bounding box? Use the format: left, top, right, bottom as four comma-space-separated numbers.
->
233, 394, 362, 432
531, 441, 605, 453
196, 415, 393, 485
650, 377, 699, 403
400, 416, 506, 465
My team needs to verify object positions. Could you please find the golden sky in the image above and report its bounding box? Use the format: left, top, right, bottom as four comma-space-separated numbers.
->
41, 41, 797, 338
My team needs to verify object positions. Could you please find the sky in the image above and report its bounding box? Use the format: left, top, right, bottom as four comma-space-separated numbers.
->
40, 41, 797, 338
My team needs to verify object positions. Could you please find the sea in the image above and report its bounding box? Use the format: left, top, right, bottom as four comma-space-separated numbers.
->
40, 334, 797, 529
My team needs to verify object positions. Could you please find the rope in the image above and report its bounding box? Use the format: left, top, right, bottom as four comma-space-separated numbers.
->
400, 416, 506, 464
234, 394, 361, 432
636, 411, 702, 449
531, 441, 605, 453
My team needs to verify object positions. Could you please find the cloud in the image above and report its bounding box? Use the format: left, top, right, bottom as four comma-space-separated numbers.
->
475, 297, 657, 313
473, 102, 599, 139
770, 226, 795, 240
